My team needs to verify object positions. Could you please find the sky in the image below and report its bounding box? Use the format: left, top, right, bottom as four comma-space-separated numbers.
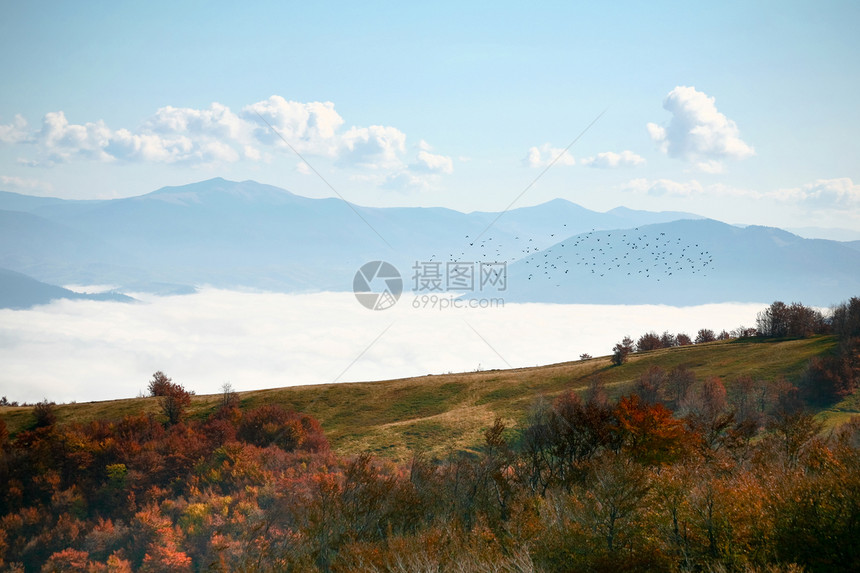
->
1, 1, 859, 231
0, 290, 764, 403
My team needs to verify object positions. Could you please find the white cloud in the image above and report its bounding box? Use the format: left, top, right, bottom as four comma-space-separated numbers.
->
242, 96, 344, 157
39, 111, 113, 162
380, 171, 433, 192
0, 174, 53, 193
340, 125, 407, 170
524, 143, 575, 168
0, 290, 763, 404
0, 114, 30, 144
2, 98, 453, 188
412, 149, 454, 174
648, 86, 754, 171
243, 144, 261, 161
695, 160, 725, 174
779, 177, 860, 209
622, 177, 704, 197
106, 129, 194, 163
622, 176, 860, 212
146, 102, 244, 140
581, 150, 645, 168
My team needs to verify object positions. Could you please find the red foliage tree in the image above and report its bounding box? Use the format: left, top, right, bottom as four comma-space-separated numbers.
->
147, 371, 173, 397
238, 404, 328, 452
158, 381, 191, 427
613, 395, 693, 465
636, 332, 663, 352
676, 333, 693, 346
41, 547, 90, 572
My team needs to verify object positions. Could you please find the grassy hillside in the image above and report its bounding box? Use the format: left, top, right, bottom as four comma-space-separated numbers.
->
2, 335, 853, 460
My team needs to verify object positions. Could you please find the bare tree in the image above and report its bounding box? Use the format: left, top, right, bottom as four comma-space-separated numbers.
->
666, 364, 696, 408
634, 365, 666, 404
220, 381, 239, 410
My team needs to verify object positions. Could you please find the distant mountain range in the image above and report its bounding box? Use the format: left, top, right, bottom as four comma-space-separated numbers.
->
0, 267, 133, 309
502, 219, 860, 306
1, 177, 858, 308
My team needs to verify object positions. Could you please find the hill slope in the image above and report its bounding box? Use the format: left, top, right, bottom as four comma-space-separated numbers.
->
1, 336, 850, 460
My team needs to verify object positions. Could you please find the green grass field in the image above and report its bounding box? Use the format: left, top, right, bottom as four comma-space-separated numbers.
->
2, 335, 854, 461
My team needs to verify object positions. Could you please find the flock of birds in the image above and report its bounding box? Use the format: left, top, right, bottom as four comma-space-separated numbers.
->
426, 225, 714, 288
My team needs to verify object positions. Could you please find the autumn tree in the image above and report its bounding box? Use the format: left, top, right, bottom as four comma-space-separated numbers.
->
765, 410, 824, 469
41, 548, 91, 572
33, 399, 57, 428
613, 395, 692, 465
757, 301, 788, 337
695, 329, 716, 344
665, 364, 696, 408
218, 382, 238, 410
634, 365, 666, 404
799, 350, 858, 405
147, 371, 173, 397
150, 373, 191, 426
831, 296, 860, 339
729, 374, 759, 426
237, 404, 328, 452
732, 326, 757, 339
682, 377, 733, 450
519, 392, 614, 493
636, 332, 663, 352
660, 331, 677, 348
676, 333, 693, 346
585, 373, 609, 406
786, 302, 825, 337
582, 454, 652, 554
611, 336, 635, 366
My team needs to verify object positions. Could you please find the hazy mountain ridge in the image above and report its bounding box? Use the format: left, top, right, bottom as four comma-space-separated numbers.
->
0, 267, 134, 309
0, 177, 857, 306
503, 219, 860, 305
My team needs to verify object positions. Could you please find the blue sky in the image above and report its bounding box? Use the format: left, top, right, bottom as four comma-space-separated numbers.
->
1, 1, 859, 231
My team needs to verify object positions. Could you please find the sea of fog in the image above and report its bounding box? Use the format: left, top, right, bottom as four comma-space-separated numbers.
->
0, 289, 767, 404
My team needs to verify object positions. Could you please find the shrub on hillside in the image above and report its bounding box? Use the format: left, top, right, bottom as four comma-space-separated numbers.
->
237, 404, 329, 452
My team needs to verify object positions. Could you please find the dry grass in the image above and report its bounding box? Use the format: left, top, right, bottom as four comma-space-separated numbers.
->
2, 335, 854, 461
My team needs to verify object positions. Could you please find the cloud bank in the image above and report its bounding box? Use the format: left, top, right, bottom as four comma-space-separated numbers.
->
524, 144, 576, 168
621, 176, 860, 214
0, 97, 453, 190
0, 290, 764, 404
581, 150, 645, 169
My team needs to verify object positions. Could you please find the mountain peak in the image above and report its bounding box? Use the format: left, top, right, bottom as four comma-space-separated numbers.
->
143, 178, 299, 206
